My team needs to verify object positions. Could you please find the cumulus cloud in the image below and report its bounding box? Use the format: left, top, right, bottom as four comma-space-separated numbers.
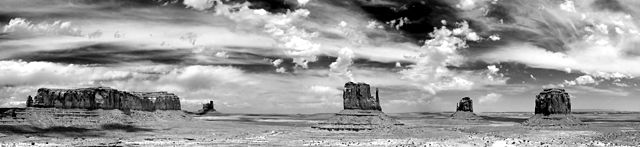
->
478, 93, 503, 104
215, 51, 229, 58
400, 21, 506, 95
196, 1, 320, 69
329, 47, 357, 82
183, 0, 215, 11
2, 18, 83, 37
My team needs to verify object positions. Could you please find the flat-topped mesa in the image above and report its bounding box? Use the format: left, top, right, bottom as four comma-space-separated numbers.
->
312, 82, 403, 131
343, 82, 381, 111
523, 88, 584, 126
450, 97, 483, 120
28, 87, 181, 111
456, 97, 473, 112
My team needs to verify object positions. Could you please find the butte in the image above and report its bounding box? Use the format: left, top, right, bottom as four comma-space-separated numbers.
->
522, 88, 585, 126
194, 101, 220, 115
450, 97, 483, 120
312, 82, 404, 131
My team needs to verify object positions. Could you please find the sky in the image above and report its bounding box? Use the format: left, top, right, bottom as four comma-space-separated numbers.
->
0, 0, 639, 113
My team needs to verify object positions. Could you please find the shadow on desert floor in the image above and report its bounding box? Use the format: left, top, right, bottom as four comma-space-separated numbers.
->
479, 116, 528, 123
581, 119, 640, 123
0, 124, 154, 137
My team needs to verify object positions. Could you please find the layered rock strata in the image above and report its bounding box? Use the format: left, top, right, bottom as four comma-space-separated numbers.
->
27, 87, 181, 111
450, 97, 483, 120
522, 88, 584, 126
313, 82, 403, 131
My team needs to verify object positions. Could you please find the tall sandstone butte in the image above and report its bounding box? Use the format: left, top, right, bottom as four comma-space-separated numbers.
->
28, 87, 181, 111
313, 82, 403, 131
450, 97, 483, 120
522, 88, 584, 126
343, 82, 381, 111
456, 97, 473, 112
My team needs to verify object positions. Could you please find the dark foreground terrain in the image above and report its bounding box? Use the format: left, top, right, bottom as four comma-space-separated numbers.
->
0, 110, 639, 147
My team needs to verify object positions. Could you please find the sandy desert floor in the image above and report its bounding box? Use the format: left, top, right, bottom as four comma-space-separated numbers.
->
0, 111, 638, 147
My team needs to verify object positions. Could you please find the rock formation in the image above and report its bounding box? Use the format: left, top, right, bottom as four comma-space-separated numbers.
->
26, 96, 33, 107
27, 87, 181, 111
450, 97, 483, 120
195, 101, 219, 115
312, 82, 403, 131
522, 88, 584, 126
343, 82, 382, 111
203, 101, 215, 111
456, 97, 473, 112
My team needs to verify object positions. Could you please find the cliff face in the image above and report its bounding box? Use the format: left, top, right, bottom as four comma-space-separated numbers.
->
342, 82, 381, 111
456, 97, 473, 112
29, 87, 180, 111
535, 88, 571, 115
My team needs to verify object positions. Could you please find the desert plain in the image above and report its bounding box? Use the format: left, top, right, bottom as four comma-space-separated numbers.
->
0, 110, 638, 147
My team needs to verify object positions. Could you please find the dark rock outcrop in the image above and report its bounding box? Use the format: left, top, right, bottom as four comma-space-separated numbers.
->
195, 101, 219, 115
26, 96, 33, 108
456, 97, 473, 112
450, 97, 483, 120
522, 88, 584, 126
313, 82, 403, 131
27, 87, 181, 111
343, 82, 382, 111
534, 88, 571, 115
203, 101, 215, 111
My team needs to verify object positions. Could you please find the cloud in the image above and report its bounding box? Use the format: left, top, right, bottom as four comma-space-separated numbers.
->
569, 86, 630, 97
563, 75, 597, 86
183, 0, 215, 11
0, 61, 132, 86
329, 47, 356, 82
399, 21, 507, 95
154, 65, 251, 91
308, 85, 340, 94
3, 18, 83, 37
478, 93, 503, 104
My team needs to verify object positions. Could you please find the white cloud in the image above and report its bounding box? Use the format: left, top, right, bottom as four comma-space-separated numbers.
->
275, 67, 286, 73
0, 61, 132, 86
272, 59, 283, 67
479, 43, 640, 77
478, 93, 503, 104
329, 47, 356, 82
574, 75, 596, 85
2, 18, 83, 37
297, 0, 311, 6
154, 65, 251, 91
183, 0, 215, 11
559, 0, 576, 13
308, 85, 341, 94
214, 51, 229, 58
570, 86, 630, 97
400, 21, 507, 95
456, 0, 478, 10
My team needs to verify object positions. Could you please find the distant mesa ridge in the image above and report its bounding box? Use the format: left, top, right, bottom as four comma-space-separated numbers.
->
522, 88, 584, 126
26, 87, 181, 111
313, 82, 403, 131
